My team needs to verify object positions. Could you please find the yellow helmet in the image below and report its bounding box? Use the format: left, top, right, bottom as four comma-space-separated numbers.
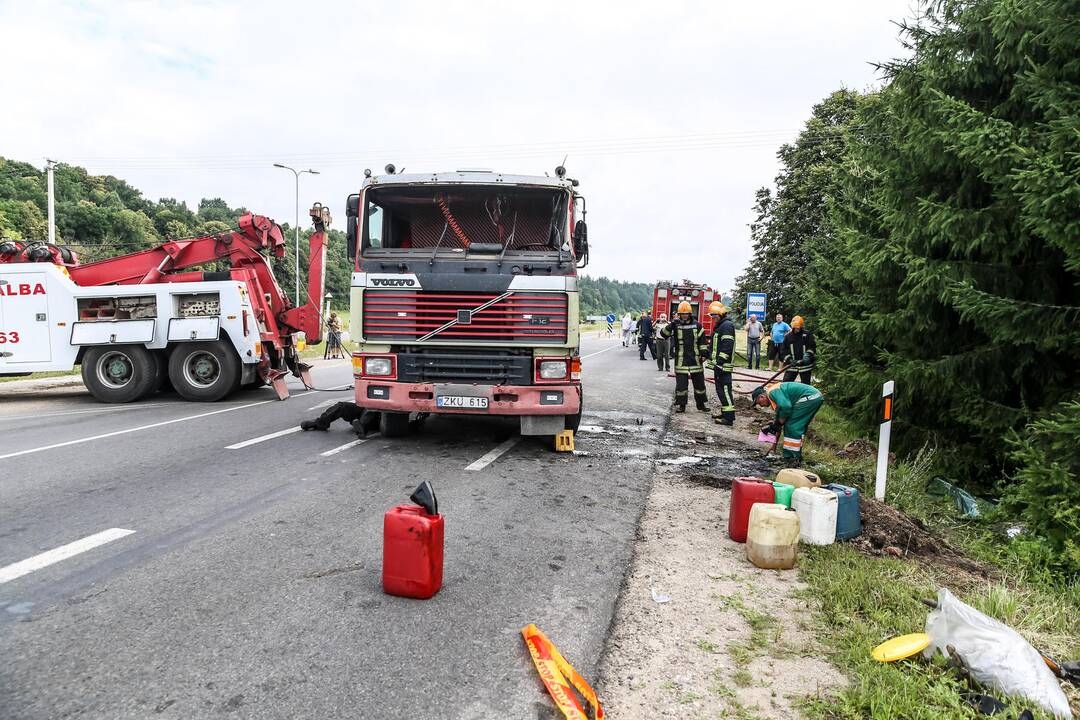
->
677, 301, 693, 314
707, 301, 727, 316
791, 315, 805, 329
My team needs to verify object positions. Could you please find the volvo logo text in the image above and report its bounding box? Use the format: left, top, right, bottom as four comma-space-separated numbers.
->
371, 278, 416, 287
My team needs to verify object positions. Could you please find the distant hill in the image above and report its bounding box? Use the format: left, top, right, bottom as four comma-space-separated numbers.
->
579, 276, 656, 317
0, 157, 350, 299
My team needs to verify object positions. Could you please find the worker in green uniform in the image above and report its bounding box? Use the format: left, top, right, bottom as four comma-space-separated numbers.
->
705, 301, 736, 426
752, 382, 823, 464
661, 301, 709, 413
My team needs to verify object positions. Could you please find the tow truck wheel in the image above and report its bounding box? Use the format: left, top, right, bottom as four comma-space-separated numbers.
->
168, 341, 241, 402
82, 345, 159, 403
379, 411, 410, 438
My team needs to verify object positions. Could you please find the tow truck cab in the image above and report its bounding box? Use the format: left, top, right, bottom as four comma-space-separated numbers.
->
346, 170, 588, 438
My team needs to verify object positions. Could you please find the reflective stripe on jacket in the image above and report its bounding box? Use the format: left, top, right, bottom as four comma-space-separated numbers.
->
707, 317, 735, 371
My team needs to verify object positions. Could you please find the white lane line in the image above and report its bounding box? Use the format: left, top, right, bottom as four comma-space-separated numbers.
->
307, 399, 338, 412
320, 437, 370, 457
0, 403, 177, 423
465, 437, 523, 471
0, 528, 135, 584
582, 344, 621, 360
226, 426, 302, 450
0, 400, 277, 462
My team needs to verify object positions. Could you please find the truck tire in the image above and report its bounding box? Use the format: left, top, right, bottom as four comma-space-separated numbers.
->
82, 345, 159, 403
168, 341, 241, 402
565, 389, 583, 432
379, 411, 410, 438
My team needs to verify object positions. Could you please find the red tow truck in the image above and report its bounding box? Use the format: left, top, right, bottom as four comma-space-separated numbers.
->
0, 204, 330, 402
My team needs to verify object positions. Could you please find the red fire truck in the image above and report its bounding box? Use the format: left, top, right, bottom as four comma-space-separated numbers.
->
652, 280, 720, 334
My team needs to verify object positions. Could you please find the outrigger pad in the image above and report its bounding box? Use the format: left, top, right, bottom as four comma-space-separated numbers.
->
410, 481, 438, 516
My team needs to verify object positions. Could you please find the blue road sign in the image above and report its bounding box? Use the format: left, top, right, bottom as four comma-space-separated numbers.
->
746, 293, 767, 321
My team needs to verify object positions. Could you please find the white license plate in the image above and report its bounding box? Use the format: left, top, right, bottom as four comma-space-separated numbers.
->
436, 395, 489, 409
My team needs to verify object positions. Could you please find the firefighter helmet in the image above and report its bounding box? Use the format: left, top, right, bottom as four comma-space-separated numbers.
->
791, 315, 805, 329
677, 301, 693, 314
707, 301, 727, 316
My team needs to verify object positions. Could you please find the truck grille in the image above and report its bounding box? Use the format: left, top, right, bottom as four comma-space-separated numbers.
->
363, 290, 568, 344
397, 350, 533, 384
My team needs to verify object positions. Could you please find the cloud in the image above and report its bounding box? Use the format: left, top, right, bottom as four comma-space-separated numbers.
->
0, 0, 913, 294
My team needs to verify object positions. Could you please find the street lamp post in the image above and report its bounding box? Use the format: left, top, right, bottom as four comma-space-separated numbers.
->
272, 163, 320, 306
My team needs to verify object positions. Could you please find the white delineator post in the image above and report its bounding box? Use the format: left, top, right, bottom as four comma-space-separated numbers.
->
875, 380, 895, 500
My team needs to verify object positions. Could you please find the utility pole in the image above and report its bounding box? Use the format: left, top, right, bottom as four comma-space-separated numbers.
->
272, 163, 319, 306
45, 159, 58, 244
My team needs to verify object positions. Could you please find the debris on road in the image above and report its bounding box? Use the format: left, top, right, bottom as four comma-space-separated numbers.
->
650, 588, 671, 604
522, 623, 605, 720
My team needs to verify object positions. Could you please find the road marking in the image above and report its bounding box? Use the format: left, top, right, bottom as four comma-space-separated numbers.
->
582, 344, 621, 360
0, 528, 135, 585
0, 400, 277, 462
320, 437, 370, 457
465, 437, 522, 471
226, 426, 302, 450
0, 402, 174, 423
307, 399, 338, 412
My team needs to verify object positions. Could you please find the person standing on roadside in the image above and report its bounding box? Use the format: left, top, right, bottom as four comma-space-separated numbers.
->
660, 302, 709, 413
621, 312, 634, 347
781, 315, 816, 384
744, 313, 764, 370
705, 302, 736, 426
637, 310, 656, 362
767, 313, 791, 371
653, 313, 671, 371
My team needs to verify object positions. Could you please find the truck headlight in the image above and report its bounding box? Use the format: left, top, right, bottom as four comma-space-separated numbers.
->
538, 360, 568, 380
364, 357, 393, 376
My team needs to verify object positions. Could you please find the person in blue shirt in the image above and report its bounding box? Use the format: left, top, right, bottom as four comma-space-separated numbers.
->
767, 313, 791, 371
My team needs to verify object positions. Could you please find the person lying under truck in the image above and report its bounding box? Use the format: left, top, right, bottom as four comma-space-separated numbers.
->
752, 382, 824, 464
300, 401, 380, 436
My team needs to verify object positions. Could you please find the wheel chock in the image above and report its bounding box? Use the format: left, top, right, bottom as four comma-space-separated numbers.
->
555, 430, 575, 452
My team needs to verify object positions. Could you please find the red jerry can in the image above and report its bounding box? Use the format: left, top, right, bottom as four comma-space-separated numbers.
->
728, 477, 776, 543
382, 484, 444, 599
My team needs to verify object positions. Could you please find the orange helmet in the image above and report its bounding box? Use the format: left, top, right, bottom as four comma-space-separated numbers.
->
707, 301, 727, 316
676, 301, 693, 314
791, 315, 805, 329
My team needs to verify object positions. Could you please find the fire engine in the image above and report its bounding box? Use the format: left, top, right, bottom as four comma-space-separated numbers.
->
652, 279, 721, 333
345, 167, 588, 439
0, 205, 330, 403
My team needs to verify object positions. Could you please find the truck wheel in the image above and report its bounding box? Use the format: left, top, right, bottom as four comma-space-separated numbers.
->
565, 410, 582, 434
379, 411, 411, 438
82, 345, 159, 403
168, 341, 241, 402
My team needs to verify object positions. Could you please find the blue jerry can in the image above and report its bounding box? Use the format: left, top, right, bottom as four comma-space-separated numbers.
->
825, 484, 862, 540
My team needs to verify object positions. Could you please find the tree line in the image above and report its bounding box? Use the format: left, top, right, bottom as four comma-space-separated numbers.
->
0, 157, 352, 303
731, 0, 1079, 576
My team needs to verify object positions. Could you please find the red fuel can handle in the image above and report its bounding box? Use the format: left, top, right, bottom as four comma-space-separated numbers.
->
382, 504, 444, 599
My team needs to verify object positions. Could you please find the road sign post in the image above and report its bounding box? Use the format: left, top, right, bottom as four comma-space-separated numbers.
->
875, 380, 895, 500
606, 313, 616, 336
746, 292, 767, 321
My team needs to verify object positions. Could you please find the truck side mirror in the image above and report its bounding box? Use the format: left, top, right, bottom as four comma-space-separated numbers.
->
573, 221, 588, 267
346, 193, 360, 260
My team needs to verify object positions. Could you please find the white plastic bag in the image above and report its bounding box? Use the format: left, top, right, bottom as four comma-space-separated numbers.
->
923, 588, 1072, 718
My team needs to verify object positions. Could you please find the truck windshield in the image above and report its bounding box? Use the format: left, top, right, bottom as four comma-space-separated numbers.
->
362, 185, 569, 255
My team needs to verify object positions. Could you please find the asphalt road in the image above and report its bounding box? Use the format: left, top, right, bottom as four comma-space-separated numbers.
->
0, 334, 676, 719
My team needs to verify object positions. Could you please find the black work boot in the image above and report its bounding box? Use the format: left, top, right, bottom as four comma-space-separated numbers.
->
675, 405, 686, 413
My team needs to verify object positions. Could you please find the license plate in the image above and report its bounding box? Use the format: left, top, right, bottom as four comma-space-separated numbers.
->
436, 395, 489, 409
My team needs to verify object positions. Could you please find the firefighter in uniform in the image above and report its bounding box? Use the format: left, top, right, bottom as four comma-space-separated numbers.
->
753, 382, 824, 464
660, 301, 709, 413
781, 315, 816, 384
705, 302, 736, 426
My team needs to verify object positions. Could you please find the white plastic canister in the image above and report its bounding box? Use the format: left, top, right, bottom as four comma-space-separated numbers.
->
791, 487, 838, 545
746, 503, 801, 569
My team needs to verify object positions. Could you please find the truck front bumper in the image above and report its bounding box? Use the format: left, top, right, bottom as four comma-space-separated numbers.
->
354, 380, 581, 416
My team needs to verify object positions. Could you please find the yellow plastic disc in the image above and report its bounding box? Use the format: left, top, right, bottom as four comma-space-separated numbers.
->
872, 633, 931, 662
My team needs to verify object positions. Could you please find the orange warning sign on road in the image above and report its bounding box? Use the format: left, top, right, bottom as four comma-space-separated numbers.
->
521, 623, 604, 720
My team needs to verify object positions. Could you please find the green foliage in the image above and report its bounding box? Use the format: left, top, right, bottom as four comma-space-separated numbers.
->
1001, 399, 1080, 577
730, 89, 865, 321
0, 156, 351, 301
578, 276, 654, 317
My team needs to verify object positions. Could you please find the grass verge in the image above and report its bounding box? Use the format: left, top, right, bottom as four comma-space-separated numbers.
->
796, 411, 1080, 719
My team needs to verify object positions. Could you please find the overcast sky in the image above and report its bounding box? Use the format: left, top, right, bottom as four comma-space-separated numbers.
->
1, 0, 914, 294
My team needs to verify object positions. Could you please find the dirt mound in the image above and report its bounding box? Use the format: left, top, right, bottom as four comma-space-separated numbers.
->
684, 473, 734, 489
855, 496, 993, 578
836, 438, 876, 459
